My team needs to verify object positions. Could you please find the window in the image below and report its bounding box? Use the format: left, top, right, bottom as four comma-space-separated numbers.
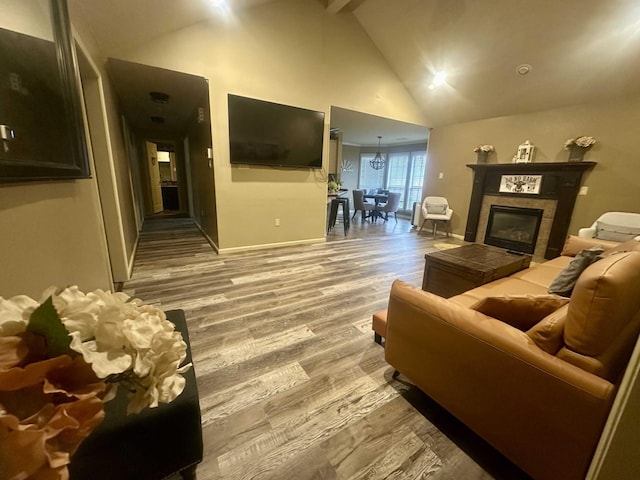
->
358, 149, 426, 213
358, 153, 385, 194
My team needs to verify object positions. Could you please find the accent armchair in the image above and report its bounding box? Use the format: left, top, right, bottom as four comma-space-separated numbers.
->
419, 196, 453, 238
578, 211, 640, 241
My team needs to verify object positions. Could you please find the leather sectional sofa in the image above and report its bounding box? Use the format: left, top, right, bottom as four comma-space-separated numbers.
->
377, 236, 640, 480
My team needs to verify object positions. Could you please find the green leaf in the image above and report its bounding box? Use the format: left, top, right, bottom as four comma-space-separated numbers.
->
26, 296, 72, 358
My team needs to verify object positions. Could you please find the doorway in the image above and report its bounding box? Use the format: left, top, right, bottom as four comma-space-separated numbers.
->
105, 58, 214, 227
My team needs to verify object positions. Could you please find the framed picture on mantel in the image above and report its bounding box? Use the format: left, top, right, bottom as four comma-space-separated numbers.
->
499, 174, 542, 194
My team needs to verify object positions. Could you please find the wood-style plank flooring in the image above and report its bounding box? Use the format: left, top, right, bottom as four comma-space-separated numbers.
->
123, 214, 530, 480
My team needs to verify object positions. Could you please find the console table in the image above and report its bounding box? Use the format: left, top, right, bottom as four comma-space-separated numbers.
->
422, 244, 531, 298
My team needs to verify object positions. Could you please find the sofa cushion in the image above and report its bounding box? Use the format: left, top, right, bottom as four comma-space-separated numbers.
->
561, 235, 619, 256
527, 304, 569, 354
565, 251, 640, 357
596, 221, 640, 242
456, 277, 549, 302
510, 258, 569, 289
548, 246, 604, 297
470, 295, 569, 331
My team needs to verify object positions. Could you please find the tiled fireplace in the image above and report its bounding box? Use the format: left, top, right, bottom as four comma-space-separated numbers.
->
465, 162, 595, 259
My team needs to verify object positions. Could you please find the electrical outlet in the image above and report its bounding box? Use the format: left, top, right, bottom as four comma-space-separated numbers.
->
438, 172, 444, 179
275, 218, 280, 227
579, 186, 588, 196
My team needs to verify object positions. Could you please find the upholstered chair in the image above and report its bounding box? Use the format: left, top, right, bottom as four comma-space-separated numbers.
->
377, 192, 401, 222
419, 196, 453, 238
352, 189, 375, 221
578, 211, 640, 241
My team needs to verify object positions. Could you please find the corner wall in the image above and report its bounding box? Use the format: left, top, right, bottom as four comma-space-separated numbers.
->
424, 95, 640, 236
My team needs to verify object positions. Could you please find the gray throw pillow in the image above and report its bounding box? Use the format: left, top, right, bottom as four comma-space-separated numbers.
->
548, 246, 604, 297
426, 203, 447, 215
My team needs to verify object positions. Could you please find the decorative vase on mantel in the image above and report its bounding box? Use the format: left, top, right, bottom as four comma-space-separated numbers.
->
476, 150, 489, 163
568, 145, 589, 162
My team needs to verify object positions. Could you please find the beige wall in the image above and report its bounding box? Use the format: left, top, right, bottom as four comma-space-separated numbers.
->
424, 95, 640, 236
0, 180, 113, 298
99, 0, 426, 250
0, 1, 115, 298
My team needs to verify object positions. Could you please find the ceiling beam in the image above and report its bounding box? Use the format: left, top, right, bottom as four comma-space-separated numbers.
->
326, 0, 353, 14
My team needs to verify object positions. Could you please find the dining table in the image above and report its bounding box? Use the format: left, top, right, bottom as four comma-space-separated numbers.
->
363, 193, 388, 221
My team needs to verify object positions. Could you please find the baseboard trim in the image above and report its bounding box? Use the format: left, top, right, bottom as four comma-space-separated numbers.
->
218, 237, 326, 254
193, 221, 220, 253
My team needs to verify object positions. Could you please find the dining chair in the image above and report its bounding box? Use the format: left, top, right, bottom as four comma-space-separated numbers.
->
352, 189, 375, 221
377, 192, 401, 223
419, 196, 453, 238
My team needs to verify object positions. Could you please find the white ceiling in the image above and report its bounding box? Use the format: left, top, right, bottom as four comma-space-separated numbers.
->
69, 0, 640, 142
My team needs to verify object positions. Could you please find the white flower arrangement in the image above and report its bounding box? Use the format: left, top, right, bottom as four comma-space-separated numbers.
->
564, 136, 596, 149
0, 286, 192, 414
473, 144, 495, 153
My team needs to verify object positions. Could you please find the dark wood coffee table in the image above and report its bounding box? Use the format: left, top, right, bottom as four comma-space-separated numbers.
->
422, 243, 532, 298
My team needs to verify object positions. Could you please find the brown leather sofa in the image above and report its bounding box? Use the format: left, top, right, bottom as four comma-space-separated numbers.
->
379, 237, 640, 480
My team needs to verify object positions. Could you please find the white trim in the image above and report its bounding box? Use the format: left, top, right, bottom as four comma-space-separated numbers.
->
127, 236, 140, 278
219, 237, 327, 254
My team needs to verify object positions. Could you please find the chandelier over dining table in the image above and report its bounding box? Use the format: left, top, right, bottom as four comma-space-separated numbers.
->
370, 136, 386, 170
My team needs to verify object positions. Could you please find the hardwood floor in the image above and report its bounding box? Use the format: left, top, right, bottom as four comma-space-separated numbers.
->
123, 215, 530, 480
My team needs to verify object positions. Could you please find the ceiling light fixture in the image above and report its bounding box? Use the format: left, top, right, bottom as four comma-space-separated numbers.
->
428, 71, 447, 90
369, 136, 386, 170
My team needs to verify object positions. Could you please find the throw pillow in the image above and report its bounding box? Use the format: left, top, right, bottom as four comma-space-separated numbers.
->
470, 295, 569, 331
426, 203, 447, 215
602, 237, 640, 256
595, 221, 640, 242
561, 235, 619, 256
526, 304, 569, 354
548, 246, 604, 297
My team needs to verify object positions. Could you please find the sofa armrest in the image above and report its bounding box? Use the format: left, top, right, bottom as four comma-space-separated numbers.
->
384, 280, 614, 480
578, 227, 596, 238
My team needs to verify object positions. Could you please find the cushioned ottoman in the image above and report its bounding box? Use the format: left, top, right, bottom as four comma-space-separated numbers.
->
372, 309, 387, 345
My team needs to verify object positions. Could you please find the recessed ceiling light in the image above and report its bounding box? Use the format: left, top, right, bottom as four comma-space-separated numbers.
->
516, 64, 532, 75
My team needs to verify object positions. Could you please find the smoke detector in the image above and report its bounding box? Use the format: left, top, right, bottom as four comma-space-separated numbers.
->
516, 64, 532, 75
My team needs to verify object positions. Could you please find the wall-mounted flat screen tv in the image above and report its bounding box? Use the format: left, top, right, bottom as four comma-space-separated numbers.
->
228, 94, 324, 169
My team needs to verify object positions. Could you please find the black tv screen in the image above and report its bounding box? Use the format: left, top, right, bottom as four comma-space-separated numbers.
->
228, 94, 324, 169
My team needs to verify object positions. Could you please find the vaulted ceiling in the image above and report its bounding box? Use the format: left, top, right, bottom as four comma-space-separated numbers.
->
69, 0, 640, 140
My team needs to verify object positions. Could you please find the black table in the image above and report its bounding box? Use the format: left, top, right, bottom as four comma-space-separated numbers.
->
364, 194, 388, 221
